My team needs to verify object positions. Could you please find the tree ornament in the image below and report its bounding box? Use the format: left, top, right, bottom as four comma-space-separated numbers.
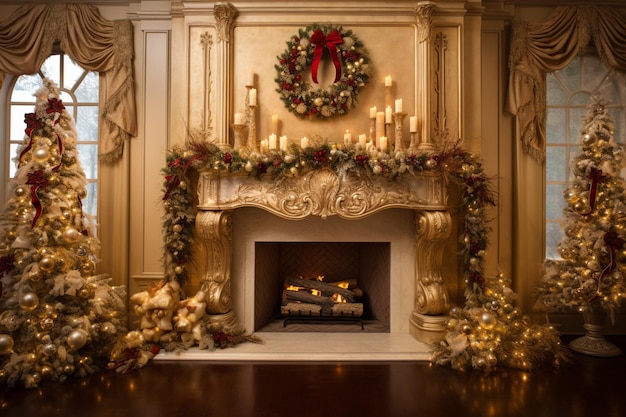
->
19, 292, 39, 311
583, 132, 597, 145
0, 334, 14, 355
67, 329, 89, 350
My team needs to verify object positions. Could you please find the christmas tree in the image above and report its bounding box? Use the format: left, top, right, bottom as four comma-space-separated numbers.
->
539, 98, 626, 354
0, 79, 126, 388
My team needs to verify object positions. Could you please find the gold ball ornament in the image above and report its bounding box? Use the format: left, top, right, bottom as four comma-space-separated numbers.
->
19, 292, 39, 311
80, 261, 95, 275
14, 186, 27, 197
479, 312, 497, 330
0, 334, 15, 355
583, 132, 597, 145
33, 146, 51, 162
62, 227, 81, 244
66, 329, 89, 350
39, 256, 55, 272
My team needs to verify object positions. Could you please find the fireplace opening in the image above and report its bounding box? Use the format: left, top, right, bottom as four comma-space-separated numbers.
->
254, 242, 391, 332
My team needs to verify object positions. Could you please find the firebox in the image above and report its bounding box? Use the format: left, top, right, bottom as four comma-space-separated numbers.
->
254, 242, 391, 332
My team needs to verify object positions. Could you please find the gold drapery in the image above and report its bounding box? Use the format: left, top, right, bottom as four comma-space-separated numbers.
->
506, 6, 626, 161
0, 4, 137, 163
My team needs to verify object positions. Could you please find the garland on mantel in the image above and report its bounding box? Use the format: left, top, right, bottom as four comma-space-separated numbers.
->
150, 136, 567, 372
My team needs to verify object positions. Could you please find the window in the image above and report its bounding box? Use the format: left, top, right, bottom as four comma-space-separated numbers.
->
7, 53, 100, 221
545, 53, 626, 259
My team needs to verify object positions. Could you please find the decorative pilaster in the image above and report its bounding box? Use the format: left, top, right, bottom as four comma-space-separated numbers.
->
415, 2, 436, 153
213, 2, 238, 150
195, 210, 242, 332
410, 210, 451, 343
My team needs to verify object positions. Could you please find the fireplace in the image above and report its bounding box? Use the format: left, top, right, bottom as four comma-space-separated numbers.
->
162, 169, 452, 360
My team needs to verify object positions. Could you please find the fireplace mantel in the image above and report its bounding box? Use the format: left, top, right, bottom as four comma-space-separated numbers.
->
194, 169, 452, 344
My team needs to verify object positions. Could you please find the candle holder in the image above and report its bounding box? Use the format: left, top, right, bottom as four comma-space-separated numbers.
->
392, 112, 407, 152
245, 86, 258, 152
385, 85, 392, 108
232, 123, 246, 150
409, 132, 418, 154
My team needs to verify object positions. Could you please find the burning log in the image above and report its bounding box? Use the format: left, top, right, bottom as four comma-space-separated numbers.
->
284, 276, 357, 302
281, 275, 363, 318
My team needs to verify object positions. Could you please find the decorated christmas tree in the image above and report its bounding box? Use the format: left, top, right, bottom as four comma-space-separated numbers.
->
538, 98, 626, 355
0, 79, 126, 388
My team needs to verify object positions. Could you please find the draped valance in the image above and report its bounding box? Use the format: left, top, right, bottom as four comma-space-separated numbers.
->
506, 6, 626, 161
0, 4, 137, 163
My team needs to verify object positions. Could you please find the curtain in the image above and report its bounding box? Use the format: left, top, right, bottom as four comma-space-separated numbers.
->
506, 6, 626, 161
0, 4, 137, 163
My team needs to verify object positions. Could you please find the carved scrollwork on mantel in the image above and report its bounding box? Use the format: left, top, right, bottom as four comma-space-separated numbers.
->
197, 169, 448, 220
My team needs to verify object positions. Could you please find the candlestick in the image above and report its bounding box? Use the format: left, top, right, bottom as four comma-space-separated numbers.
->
410, 116, 418, 133
385, 76, 392, 87
232, 123, 246, 150
344, 129, 352, 146
375, 112, 385, 149
380, 136, 388, 152
385, 76, 392, 108
271, 115, 279, 135
260, 139, 269, 153
370, 106, 377, 119
385, 106, 392, 124
247, 70, 255, 87
234, 112, 244, 125
245, 86, 258, 152
358, 134, 367, 149
249, 88, 257, 106
409, 132, 418, 153
301, 136, 309, 149
392, 112, 407, 152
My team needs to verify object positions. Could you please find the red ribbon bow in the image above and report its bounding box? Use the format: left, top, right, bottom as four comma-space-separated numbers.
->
310, 29, 343, 84
26, 170, 49, 228
582, 167, 606, 216
589, 231, 624, 303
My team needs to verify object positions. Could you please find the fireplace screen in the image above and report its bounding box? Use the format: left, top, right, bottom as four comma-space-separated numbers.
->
254, 242, 391, 332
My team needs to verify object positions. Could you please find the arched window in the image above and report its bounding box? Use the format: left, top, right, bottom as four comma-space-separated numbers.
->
7, 52, 100, 221
545, 52, 626, 259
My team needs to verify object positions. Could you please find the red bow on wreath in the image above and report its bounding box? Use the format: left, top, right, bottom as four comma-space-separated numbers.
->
310, 29, 343, 84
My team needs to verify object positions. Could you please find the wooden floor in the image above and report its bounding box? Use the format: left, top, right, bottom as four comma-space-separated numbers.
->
1, 335, 625, 417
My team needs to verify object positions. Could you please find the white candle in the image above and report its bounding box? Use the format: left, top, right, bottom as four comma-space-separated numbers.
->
395, 99, 403, 113
279, 135, 288, 151
247, 70, 255, 86
301, 136, 309, 149
234, 113, 243, 125
410, 116, 418, 133
370, 106, 377, 118
385, 76, 392, 87
385, 106, 392, 124
380, 136, 388, 152
261, 139, 269, 152
271, 115, 279, 134
359, 134, 367, 149
344, 130, 352, 145
375, 112, 385, 148
269, 134, 277, 150
249, 88, 257, 106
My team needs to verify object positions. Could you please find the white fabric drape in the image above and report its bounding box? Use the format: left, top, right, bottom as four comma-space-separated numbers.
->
506, 6, 626, 161
0, 4, 137, 163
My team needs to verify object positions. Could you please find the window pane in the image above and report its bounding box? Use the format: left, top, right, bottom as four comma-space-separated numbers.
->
63, 55, 84, 90
546, 75, 568, 105
581, 55, 607, 92
76, 106, 99, 141
556, 55, 580, 92
546, 146, 566, 181
10, 105, 34, 140
569, 107, 586, 141
546, 222, 563, 260
571, 91, 591, 106
546, 184, 566, 219
75, 72, 99, 102
11, 74, 41, 102
77, 144, 99, 180
40, 55, 61, 84
9, 144, 19, 178
597, 78, 621, 104
83, 182, 98, 217
546, 108, 566, 143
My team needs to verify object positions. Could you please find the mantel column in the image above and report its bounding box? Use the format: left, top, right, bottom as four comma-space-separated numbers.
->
410, 210, 451, 344
195, 209, 242, 333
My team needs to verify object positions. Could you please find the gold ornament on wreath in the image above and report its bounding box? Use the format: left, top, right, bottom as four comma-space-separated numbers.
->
274, 23, 372, 119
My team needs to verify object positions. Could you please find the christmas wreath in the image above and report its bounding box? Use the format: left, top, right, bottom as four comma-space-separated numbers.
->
275, 24, 372, 119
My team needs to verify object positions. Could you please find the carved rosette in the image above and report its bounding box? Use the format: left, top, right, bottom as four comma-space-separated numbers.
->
195, 210, 233, 314
413, 210, 451, 315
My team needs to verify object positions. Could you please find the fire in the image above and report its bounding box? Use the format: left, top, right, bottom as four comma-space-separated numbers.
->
316, 275, 325, 281
331, 293, 347, 303
311, 289, 321, 296
286, 285, 301, 291
337, 281, 349, 289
